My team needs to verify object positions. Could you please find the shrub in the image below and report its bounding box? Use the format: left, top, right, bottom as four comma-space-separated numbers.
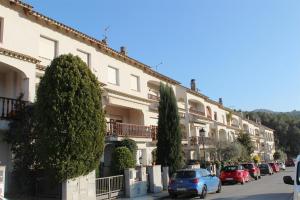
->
253, 155, 261, 164
4, 104, 37, 195
117, 138, 137, 161
35, 54, 105, 181
112, 147, 135, 175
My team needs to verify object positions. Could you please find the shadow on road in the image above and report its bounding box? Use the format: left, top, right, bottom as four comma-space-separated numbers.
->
161, 193, 292, 200
208, 193, 292, 200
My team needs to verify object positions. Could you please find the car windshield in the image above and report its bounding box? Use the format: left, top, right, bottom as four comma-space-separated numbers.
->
259, 164, 268, 168
222, 166, 238, 171
176, 171, 196, 179
242, 164, 254, 169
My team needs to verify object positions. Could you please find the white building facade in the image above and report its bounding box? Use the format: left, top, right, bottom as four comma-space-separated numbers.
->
0, 0, 275, 193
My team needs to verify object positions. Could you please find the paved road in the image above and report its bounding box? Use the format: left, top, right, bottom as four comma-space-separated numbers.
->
165, 167, 294, 200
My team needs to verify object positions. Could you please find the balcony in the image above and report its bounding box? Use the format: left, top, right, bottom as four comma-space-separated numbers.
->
106, 122, 157, 140
189, 108, 205, 116
190, 136, 216, 146
0, 97, 27, 120
231, 123, 239, 128
148, 94, 160, 101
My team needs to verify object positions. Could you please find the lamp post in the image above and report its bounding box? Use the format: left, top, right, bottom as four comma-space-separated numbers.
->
199, 128, 206, 167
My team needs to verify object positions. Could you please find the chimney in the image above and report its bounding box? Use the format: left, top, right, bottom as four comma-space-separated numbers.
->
219, 98, 223, 105
191, 79, 196, 91
120, 46, 127, 55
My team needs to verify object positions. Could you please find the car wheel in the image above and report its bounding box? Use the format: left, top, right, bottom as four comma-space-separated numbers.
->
170, 194, 177, 199
254, 176, 258, 180
216, 182, 222, 193
200, 185, 207, 199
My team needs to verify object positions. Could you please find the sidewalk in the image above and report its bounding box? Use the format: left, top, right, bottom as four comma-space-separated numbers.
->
120, 190, 169, 200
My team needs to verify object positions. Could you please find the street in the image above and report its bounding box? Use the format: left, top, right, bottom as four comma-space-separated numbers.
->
166, 167, 294, 200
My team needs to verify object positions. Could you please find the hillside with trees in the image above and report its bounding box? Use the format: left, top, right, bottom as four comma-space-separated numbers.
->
245, 110, 300, 157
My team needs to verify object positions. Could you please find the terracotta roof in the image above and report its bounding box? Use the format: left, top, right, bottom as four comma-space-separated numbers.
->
6, 0, 180, 85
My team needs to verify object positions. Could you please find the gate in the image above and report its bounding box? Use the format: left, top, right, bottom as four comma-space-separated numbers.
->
96, 175, 124, 199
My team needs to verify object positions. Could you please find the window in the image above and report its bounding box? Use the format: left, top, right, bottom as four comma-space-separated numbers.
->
175, 171, 196, 179
107, 66, 119, 85
214, 112, 218, 121
77, 49, 90, 66
0, 17, 3, 43
39, 36, 57, 65
130, 74, 140, 91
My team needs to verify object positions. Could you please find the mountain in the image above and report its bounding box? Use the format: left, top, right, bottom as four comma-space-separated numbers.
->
251, 109, 300, 118
252, 109, 275, 113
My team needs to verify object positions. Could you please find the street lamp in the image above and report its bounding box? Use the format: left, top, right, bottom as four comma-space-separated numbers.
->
199, 128, 206, 167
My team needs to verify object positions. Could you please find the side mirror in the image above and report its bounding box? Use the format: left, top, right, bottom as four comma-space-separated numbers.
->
283, 176, 294, 185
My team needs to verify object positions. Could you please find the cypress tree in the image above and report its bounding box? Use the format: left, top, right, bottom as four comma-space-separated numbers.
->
35, 54, 105, 181
156, 83, 183, 174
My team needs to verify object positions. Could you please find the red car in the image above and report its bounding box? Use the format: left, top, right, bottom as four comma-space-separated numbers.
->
241, 163, 261, 180
220, 165, 250, 185
268, 162, 280, 173
285, 158, 295, 167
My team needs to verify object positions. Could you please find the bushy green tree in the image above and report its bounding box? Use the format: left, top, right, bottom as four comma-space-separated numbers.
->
156, 83, 183, 175
117, 138, 137, 162
273, 151, 281, 160
246, 111, 300, 157
253, 155, 261, 164
4, 104, 36, 194
112, 147, 135, 175
35, 54, 105, 181
237, 132, 255, 156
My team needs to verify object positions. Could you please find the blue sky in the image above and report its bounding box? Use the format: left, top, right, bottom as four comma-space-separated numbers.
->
25, 0, 300, 112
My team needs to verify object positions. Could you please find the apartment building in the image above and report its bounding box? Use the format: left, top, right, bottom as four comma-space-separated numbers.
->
0, 0, 275, 189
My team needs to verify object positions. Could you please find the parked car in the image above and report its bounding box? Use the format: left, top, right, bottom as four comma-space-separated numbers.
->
241, 163, 261, 180
283, 155, 300, 200
279, 162, 286, 170
220, 165, 250, 185
258, 163, 273, 175
268, 162, 280, 173
168, 168, 221, 199
285, 158, 295, 167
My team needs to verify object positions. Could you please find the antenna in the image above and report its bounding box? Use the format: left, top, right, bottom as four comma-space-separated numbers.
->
154, 61, 163, 71
102, 26, 110, 44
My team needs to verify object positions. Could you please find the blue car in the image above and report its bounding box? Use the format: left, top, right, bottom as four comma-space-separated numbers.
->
168, 168, 221, 199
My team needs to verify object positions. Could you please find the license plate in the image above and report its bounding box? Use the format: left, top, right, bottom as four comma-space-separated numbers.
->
226, 178, 234, 180
177, 188, 186, 191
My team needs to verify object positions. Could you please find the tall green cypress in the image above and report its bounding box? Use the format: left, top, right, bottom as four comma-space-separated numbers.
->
156, 83, 183, 174
35, 54, 105, 181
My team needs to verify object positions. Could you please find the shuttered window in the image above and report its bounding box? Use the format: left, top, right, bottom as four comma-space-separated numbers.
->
107, 66, 119, 85
130, 74, 140, 91
39, 36, 57, 65
0, 18, 3, 43
76, 49, 90, 66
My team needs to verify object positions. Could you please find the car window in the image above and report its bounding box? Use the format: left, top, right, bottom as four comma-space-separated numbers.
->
176, 171, 196, 179
222, 166, 238, 171
242, 164, 253, 169
200, 169, 210, 177
259, 164, 268, 168
297, 162, 300, 185
238, 165, 244, 170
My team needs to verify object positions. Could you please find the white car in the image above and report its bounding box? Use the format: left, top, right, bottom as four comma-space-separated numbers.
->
283, 155, 300, 200
279, 162, 286, 170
